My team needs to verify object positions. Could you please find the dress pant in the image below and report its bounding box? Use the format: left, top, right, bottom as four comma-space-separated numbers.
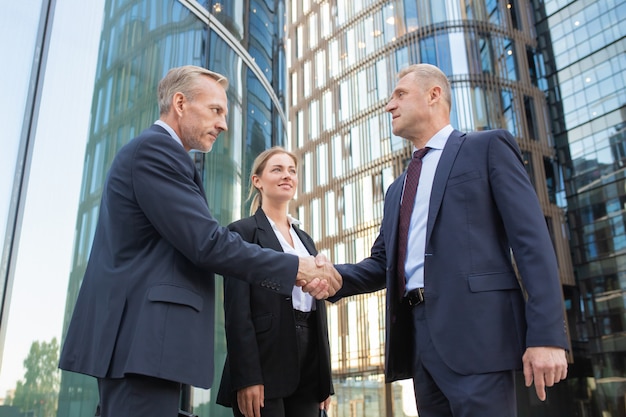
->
410, 303, 517, 417
97, 373, 181, 417
232, 311, 320, 417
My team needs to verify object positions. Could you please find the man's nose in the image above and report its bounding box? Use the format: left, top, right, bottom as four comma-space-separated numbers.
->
217, 117, 228, 132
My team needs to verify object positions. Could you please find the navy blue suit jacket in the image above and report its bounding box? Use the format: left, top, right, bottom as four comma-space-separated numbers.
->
59, 125, 299, 388
217, 208, 333, 405
332, 129, 569, 382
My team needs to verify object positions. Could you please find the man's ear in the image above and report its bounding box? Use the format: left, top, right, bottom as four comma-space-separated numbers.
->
173, 92, 185, 115
429, 86, 442, 103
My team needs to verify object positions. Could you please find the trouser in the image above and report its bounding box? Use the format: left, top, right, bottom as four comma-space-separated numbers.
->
231, 310, 321, 417
410, 304, 517, 417
97, 373, 181, 417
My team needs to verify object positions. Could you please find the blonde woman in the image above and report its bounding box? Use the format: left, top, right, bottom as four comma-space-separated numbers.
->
217, 147, 333, 417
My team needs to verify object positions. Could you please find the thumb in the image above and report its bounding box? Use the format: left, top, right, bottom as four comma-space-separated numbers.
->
314, 253, 328, 267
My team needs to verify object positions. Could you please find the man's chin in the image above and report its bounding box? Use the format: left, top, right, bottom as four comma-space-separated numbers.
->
198, 142, 214, 153
190, 146, 211, 154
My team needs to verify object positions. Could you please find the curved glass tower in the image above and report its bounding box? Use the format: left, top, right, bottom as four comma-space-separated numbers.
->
534, 0, 626, 415
57, 1, 287, 416
288, 1, 574, 415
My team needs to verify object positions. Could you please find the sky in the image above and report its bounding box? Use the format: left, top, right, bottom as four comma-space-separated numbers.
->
0, 0, 104, 397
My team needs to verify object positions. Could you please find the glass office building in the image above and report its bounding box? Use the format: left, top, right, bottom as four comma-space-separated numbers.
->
57, 1, 289, 416
533, 0, 626, 415
0, 0, 287, 416
288, 0, 577, 415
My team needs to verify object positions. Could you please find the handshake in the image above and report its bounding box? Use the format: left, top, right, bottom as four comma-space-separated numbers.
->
296, 254, 342, 299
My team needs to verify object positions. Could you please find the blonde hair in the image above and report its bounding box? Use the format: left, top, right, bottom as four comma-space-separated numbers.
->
157, 65, 229, 115
398, 64, 452, 110
248, 146, 298, 215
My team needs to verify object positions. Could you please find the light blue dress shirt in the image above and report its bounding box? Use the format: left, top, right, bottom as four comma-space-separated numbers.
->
404, 124, 453, 293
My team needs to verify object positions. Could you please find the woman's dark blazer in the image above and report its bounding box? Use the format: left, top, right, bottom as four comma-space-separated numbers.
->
217, 208, 333, 406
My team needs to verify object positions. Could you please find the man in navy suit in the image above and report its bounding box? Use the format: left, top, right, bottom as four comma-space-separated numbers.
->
58, 66, 340, 417
331, 64, 568, 416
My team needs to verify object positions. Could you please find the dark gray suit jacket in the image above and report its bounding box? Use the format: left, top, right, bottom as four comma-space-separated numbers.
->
217, 208, 333, 405
332, 129, 569, 382
59, 124, 299, 388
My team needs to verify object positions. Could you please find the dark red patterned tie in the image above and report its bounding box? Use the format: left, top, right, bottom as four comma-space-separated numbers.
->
397, 147, 430, 298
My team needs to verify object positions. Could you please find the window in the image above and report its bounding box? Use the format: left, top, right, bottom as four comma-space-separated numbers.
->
323, 89, 334, 132
325, 190, 337, 236
317, 142, 328, 185
523, 95, 539, 140
501, 89, 518, 136
315, 50, 326, 89
332, 135, 344, 177
522, 151, 535, 186
303, 151, 312, 193
404, 0, 418, 32
303, 60, 311, 97
309, 100, 319, 140
543, 156, 558, 204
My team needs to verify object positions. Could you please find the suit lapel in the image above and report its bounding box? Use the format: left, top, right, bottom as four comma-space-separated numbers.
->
253, 209, 284, 252
385, 177, 404, 263
253, 208, 317, 257
293, 227, 317, 256
193, 169, 207, 199
426, 130, 466, 244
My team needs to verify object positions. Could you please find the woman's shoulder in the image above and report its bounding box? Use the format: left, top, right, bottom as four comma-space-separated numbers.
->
227, 215, 257, 232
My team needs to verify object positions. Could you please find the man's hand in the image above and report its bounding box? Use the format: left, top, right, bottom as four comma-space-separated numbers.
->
522, 346, 568, 401
236, 384, 264, 417
296, 254, 342, 299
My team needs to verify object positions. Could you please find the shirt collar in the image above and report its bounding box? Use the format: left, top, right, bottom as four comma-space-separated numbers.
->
154, 120, 184, 148
414, 124, 453, 152
266, 213, 301, 228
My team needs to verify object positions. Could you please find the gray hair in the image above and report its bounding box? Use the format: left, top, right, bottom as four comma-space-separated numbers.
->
398, 64, 452, 109
158, 65, 229, 115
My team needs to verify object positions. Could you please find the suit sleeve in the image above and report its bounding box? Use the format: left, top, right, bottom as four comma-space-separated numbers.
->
130, 136, 298, 295
222, 221, 265, 390
487, 130, 568, 349
331, 226, 387, 301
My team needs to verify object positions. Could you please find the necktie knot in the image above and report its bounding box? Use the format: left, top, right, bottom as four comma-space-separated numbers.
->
413, 147, 430, 161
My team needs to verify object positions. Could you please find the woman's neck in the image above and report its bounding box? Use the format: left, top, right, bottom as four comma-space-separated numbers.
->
261, 202, 290, 226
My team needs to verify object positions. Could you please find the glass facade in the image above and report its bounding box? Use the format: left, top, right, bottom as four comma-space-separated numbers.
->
534, 0, 626, 415
0, 1, 287, 416
0, 0, 46, 373
0, 1, 106, 416
289, 0, 575, 416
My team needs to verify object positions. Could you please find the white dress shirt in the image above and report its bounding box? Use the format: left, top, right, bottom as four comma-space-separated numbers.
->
266, 214, 315, 312
404, 124, 454, 293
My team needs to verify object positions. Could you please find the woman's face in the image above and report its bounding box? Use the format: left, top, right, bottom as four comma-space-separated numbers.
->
253, 152, 298, 204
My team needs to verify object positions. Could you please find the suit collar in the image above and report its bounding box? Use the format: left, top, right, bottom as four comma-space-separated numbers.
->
153, 120, 184, 148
